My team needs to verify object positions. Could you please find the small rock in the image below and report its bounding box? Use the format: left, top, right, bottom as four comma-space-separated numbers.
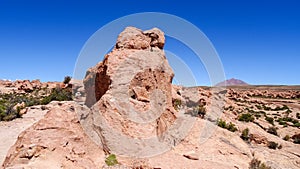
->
183, 151, 199, 160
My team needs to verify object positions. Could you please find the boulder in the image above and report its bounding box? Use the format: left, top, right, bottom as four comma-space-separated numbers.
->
31, 79, 42, 89
2, 104, 106, 168
16, 80, 33, 92
115, 27, 165, 50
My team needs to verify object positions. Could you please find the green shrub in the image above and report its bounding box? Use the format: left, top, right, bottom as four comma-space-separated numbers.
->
254, 114, 261, 119
189, 105, 206, 118
292, 119, 299, 124
172, 99, 182, 111
294, 138, 300, 144
274, 105, 289, 111
195, 105, 206, 118
241, 128, 250, 141
283, 135, 290, 141
263, 105, 272, 111
282, 105, 289, 110
294, 123, 300, 128
285, 109, 292, 114
255, 105, 262, 110
267, 127, 278, 136
292, 134, 300, 144
0, 77, 75, 121
238, 113, 254, 122
265, 116, 274, 125
217, 119, 227, 129
277, 117, 299, 127
268, 141, 278, 149
227, 122, 238, 132
40, 87, 72, 105
0, 84, 73, 121
63, 76, 71, 84
217, 119, 237, 132
41, 105, 47, 110
105, 154, 118, 166
296, 113, 300, 119
249, 158, 272, 169
278, 120, 286, 126
224, 105, 233, 111
1, 106, 20, 121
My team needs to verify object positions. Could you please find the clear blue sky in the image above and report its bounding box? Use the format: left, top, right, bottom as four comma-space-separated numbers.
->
0, 0, 299, 85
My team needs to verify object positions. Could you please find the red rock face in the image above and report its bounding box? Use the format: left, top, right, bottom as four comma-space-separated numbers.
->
84, 61, 111, 107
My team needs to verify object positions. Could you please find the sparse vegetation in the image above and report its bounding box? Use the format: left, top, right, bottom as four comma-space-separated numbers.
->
193, 105, 206, 118
0, 93, 28, 121
268, 141, 278, 149
105, 154, 118, 166
185, 104, 206, 118
263, 104, 289, 111
255, 105, 262, 110
276, 117, 299, 127
265, 116, 274, 125
245, 108, 266, 120
294, 122, 300, 128
249, 158, 272, 169
217, 119, 238, 132
267, 127, 278, 136
172, 99, 182, 111
262, 105, 272, 111
283, 135, 290, 141
296, 113, 300, 119
224, 105, 234, 111
227, 122, 238, 132
241, 128, 250, 141
0, 81, 73, 121
278, 120, 287, 126
254, 114, 261, 119
292, 134, 300, 144
217, 118, 226, 128
238, 113, 254, 122
274, 105, 289, 111
40, 87, 72, 105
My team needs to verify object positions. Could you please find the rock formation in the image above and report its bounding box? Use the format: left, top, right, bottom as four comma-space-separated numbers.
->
82, 27, 185, 157
1, 27, 300, 169
2, 102, 106, 168
0, 79, 61, 94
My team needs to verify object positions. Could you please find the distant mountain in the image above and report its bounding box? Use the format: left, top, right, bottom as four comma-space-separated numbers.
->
215, 78, 249, 86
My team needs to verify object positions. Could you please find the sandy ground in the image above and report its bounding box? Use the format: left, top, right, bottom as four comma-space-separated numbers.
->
0, 107, 47, 165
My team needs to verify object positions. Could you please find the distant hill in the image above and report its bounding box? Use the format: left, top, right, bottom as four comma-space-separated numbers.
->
215, 78, 248, 86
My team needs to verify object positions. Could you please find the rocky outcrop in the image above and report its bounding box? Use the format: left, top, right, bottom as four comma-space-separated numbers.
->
82, 27, 180, 156
115, 27, 165, 50
2, 102, 106, 168
0, 79, 62, 94
84, 27, 168, 107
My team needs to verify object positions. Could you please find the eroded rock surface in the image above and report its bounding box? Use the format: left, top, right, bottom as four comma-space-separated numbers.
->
82, 27, 180, 156
2, 102, 105, 169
